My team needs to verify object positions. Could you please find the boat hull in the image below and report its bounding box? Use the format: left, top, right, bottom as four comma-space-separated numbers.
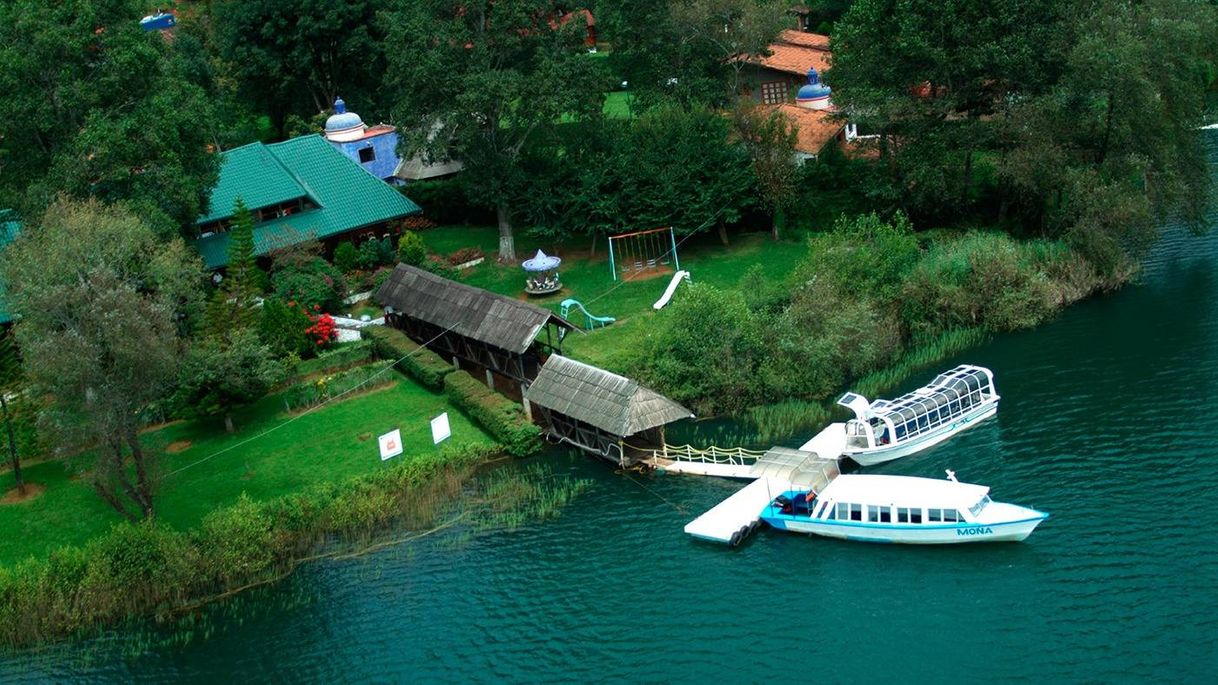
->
844, 401, 998, 467
761, 507, 1047, 544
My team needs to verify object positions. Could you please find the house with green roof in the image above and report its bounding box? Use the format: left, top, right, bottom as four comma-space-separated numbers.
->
195, 134, 423, 269
0, 211, 20, 325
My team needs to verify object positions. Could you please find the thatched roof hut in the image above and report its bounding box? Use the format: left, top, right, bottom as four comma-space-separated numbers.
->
375, 264, 575, 386
525, 355, 692, 463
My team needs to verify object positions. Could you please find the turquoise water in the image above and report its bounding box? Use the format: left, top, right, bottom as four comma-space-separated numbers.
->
4, 157, 1218, 683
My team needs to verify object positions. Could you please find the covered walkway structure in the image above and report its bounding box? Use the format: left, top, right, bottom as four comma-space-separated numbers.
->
524, 355, 693, 465
376, 264, 576, 398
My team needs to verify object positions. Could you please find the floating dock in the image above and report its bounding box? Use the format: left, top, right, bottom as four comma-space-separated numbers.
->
681, 445, 842, 545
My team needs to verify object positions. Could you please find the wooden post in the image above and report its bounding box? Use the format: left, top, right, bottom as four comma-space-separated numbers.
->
522, 394, 533, 421
485, 369, 495, 389
452, 355, 460, 370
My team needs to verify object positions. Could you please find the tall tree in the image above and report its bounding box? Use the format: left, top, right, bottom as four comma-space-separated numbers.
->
211, 0, 388, 134
0, 0, 220, 234
205, 199, 261, 339
0, 198, 204, 520
830, 0, 1070, 221
600, 0, 787, 109
0, 332, 23, 495
386, 0, 608, 261
733, 103, 800, 240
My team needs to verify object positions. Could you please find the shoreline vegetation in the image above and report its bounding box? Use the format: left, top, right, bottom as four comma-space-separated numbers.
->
0, 443, 589, 648
422, 212, 1125, 443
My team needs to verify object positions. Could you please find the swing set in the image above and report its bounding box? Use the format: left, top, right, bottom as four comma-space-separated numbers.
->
607, 226, 681, 281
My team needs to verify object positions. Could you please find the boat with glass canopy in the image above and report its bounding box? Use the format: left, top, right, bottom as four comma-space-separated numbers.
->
760, 471, 1048, 544
837, 365, 998, 466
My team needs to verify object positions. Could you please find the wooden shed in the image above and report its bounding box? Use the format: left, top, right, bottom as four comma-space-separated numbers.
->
376, 264, 576, 397
524, 355, 693, 465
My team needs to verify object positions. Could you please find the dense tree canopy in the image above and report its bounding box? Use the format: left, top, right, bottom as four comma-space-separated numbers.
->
830, 0, 1218, 271
0, 0, 220, 233
385, 0, 608, 261
600, 0, 787, 109
211, 0, 388, 134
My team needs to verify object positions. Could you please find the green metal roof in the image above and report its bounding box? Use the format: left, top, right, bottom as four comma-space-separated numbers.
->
195, 135, 422, 268
0, 212, 21, 324
197, 142, 311, 224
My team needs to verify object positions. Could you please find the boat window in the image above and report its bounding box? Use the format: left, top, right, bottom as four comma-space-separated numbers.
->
896, 507, 909, 523
866, 505, 879, 522
823, 504, 837, 520
969, 496, 991, 517
928, 508, 942, 522
878, 507, 892, 523
836, 503, 849, 520
849, 503, 862, 521
910, 508, 923, 524
943, 509, 959, 522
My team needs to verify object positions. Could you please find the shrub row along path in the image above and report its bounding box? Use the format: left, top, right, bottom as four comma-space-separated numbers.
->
0, 376, 495, 564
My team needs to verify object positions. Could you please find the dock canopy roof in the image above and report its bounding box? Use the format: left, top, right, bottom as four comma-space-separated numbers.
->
525, 355, 693, 437
375, 264, 575, 354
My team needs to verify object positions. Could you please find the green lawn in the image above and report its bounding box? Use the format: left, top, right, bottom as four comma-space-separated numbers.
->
421, 225, 808, 372
0, 375, 495, 564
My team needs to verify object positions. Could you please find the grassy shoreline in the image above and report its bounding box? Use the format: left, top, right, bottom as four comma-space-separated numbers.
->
0, 442, 506, 647
0, 373, 497, 564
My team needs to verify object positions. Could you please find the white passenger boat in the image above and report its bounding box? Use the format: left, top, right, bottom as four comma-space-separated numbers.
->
760, 472, 1048, 544
837, 364, 999, 466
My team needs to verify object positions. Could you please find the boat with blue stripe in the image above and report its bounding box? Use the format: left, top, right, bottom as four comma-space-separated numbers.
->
760, 472, 1048, 544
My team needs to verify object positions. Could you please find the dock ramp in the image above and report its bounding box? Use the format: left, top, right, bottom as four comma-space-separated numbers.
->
798, 422, 847, 459
684, 477, 788, 545
684, 447, 841, 546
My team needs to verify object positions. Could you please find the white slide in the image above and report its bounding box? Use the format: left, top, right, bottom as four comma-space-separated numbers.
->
653, 270, 691, 310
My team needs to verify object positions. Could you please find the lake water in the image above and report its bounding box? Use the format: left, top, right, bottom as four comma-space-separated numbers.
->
4, 143, 1218, 682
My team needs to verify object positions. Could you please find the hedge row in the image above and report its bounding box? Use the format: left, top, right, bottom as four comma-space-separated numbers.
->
281, 361, 395, 411
443, 371, 541, 458
361, 326, 455, 390
0, 443, 501, 647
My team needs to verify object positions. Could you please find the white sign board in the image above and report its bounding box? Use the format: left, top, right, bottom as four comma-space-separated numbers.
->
430, 412, 452, 445
378, 429, 404, 461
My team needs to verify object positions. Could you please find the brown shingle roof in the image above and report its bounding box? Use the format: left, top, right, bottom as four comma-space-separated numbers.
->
375, 264, 575, 355
525, 355, 693, 437
769, 104, 845, 155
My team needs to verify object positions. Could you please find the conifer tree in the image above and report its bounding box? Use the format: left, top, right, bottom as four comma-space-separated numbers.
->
205, 199, 261, 341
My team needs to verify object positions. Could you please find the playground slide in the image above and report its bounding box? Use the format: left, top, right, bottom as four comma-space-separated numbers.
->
560, 298, 616, 330
653, 270, 691, 310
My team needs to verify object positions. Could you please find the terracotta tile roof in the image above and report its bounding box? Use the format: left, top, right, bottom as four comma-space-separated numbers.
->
751, 30, 832, 76
776, 29, 829, 50
769, 104, 845, 155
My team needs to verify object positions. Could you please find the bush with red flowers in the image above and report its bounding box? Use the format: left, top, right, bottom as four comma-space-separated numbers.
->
305, 308, 338, 349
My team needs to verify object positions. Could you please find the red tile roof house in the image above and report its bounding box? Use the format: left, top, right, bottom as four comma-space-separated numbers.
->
739, 29, 849, 162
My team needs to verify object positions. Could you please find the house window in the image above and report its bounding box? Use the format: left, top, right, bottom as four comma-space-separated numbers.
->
760, 81, 788, 105
359, 147, 376, 163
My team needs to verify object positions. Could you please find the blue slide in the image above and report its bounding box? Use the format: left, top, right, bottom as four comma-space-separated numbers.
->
560, 298, 616, 330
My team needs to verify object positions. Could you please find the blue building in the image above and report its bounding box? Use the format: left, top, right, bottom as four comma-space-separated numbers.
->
323, 98, 402, 182
323, 98, 463, 183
